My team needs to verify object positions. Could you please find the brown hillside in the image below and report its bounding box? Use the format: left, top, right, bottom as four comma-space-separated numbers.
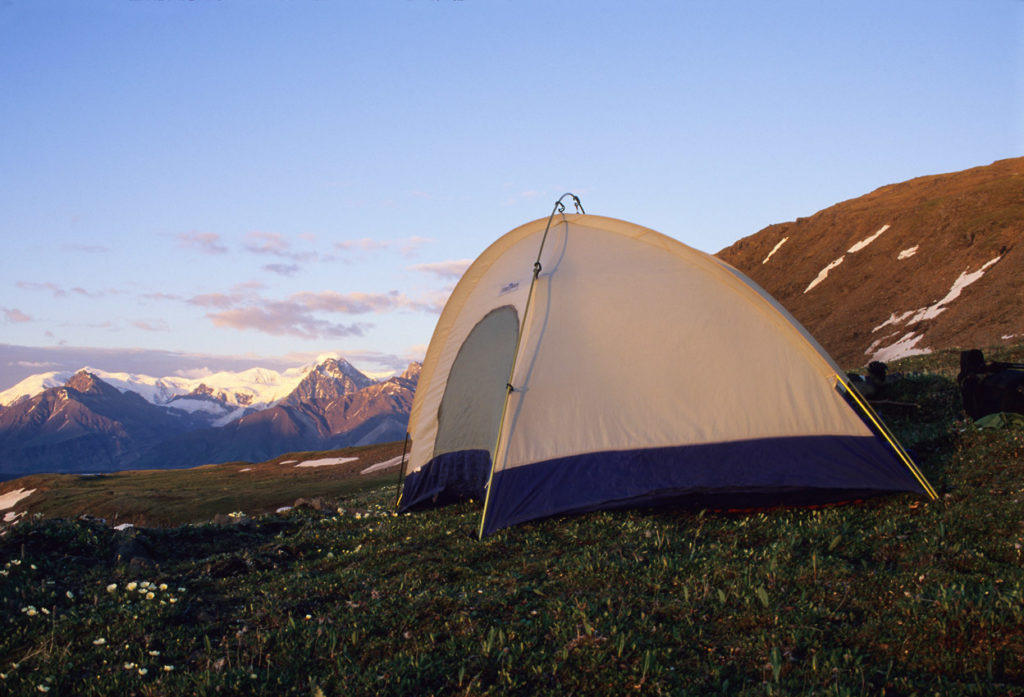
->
717, 157, 1024, 368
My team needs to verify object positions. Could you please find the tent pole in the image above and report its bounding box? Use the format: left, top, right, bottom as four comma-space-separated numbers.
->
394, 432, 411, 511
477, 194, 584, 539
835, 374, 939, 500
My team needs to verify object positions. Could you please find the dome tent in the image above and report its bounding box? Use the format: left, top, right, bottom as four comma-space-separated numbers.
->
397, 196, 937, 537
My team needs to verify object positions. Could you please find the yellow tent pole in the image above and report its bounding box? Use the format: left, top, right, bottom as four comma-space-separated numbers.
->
477, 194, 584, 539
835, 374, 939, 500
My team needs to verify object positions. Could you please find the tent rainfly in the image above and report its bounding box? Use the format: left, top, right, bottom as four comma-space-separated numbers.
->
397, 196, 938, 537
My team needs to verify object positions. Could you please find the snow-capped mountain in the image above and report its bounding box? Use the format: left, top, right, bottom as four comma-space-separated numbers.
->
0, 357, 420, 477
0, 355, 373, 426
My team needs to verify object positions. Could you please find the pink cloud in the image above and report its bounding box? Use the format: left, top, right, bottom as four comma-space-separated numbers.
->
207, 302, 368, 339
188, 293, 242, 309
334, 238, 389, 252
409, 259, 472, 280
3, 307, 32, 323
17, 281, 67, 297
244, 231, 316, 262
291, 290, 406, 314
397, 236, 434, 258
131, 319, 170, 332
178, 231, 228, 255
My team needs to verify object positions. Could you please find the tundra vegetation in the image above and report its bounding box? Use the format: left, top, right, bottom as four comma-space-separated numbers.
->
1, 346, 1023, 696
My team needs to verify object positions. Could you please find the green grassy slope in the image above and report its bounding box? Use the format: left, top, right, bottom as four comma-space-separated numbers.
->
1, 347, 1022, 696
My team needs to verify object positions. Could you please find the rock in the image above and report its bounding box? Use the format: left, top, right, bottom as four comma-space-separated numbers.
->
293, 497, 331, 512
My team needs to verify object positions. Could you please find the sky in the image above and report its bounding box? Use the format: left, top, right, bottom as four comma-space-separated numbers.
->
1, 0, 1021, 390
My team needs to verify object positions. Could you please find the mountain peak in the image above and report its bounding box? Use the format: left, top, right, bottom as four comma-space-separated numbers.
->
65, 369, 107, 395
400, 362, 422, 381
315, 357, 374, 389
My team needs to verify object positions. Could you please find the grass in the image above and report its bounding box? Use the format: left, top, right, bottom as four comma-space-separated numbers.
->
1, 347, 1023, 695
2, 441, 405, 528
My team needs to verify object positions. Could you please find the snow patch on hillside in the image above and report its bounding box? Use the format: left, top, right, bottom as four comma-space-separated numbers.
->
0, 488, 34, 511
907, 256, 1001, 323
762, 237, 788, 264
873, 311, 916, 333
294, 457, 359, 468
361, 455, 405, 475
866, 255, 1002, 362
871, 332, 932, 363
898, 245, 919, 260
805, 256, 845, 293
804, 224, 894, 294
847, 224, 890, 253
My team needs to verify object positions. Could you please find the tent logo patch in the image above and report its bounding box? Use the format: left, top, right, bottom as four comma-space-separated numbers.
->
499, 281, 520, 296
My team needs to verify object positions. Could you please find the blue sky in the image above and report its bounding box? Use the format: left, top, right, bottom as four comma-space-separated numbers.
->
1, 0, 1021, 389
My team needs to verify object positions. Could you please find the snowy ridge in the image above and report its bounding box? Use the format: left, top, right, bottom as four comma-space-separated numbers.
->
0, 357, 381, 416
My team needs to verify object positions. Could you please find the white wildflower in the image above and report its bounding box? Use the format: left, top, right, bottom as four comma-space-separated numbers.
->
106, 583, 117, 593
163, 665, 174, 672
126, 582, 138, 592
148, 650, 160, 657
138, 667, 148, 676
93, 637, 106, 646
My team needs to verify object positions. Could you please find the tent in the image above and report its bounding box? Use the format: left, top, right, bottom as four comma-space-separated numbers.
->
397, 197, 937, 537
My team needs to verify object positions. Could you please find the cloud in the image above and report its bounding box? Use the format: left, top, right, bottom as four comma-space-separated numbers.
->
292, 290, 443, 314
291, 290, 407, 314
3, 307, 32, 323
409, 259, 472, 280
333, 236, 435, 259
244, 231, 317, 262
178, 231, 228, 255
263, 263, 300, 277
188, 292, 246, 309
17, 281, 67, 297
334, 238, 389, 253
397, 236, 434, 258
11, 360, 58, 369
131, 319, 170, 332
207, 302, 369, 340
16, 281, 121, 299
143, 292, 183, 302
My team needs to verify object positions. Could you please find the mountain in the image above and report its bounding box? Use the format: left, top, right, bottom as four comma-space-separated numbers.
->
0, 359, 420, 477
0, 370, 207, 475
0, 363, 312, 423
717, 157, 1023, 367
